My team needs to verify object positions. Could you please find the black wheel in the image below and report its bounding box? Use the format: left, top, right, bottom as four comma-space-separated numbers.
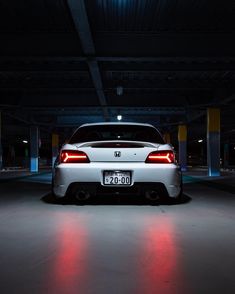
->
51, 178, 55, 195
175, 184, 183, 203
173, 179, 183, 204
51, 179, 67, 204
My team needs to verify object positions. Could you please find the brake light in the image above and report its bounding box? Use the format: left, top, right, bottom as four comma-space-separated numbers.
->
60, 150, 90, 163
145, 150, 175, 163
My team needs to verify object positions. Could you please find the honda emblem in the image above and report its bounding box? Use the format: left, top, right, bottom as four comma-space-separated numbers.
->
114, 151, 121, 157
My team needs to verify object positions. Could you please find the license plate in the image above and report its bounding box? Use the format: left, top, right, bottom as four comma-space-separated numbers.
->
103, 171, 131, 185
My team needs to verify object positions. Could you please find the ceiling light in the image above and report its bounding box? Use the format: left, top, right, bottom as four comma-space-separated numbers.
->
23, 140, 28, 144
117, 115, 122, 121
198, 139, 203, 143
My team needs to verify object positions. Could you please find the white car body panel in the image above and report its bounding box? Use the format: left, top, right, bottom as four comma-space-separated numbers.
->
54, 162, 181, 197
53, 122, 182, 200
65, 143, 167, 162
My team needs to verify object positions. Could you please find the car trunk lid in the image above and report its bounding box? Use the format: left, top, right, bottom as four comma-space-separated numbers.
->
74, 141, 160, 162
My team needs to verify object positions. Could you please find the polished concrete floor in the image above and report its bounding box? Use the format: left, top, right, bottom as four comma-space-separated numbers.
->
0, 172, 235, 294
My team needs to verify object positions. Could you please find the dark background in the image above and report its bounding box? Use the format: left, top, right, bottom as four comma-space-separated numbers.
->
0, 0, 235, 167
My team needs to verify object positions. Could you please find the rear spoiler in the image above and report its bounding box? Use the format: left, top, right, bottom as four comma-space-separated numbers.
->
77, 140, 158, 148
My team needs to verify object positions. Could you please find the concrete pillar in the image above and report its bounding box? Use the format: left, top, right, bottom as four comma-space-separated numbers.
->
0, 111, 2, 170
30, 126, 39, 172
52, 133, 59, 166
178, 125, 187, 171
207, 108, 220, 176
163, 132, 171, 144
224, 143, 229, 168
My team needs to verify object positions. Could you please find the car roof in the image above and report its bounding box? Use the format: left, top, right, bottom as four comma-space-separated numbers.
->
79, 122, 155, 128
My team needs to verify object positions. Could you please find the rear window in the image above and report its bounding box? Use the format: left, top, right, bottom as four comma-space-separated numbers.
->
69, 125, 164, 144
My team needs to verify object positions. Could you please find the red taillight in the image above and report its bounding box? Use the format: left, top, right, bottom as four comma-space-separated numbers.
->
145, 150, 175, 163
60, 150, 90, 163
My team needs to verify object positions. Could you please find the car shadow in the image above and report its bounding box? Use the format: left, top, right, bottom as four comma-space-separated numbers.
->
41, 193, 191, 206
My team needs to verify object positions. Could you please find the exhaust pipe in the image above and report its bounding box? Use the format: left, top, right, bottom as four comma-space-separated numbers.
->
75, 190, 90, 201
145, 190, 160, 201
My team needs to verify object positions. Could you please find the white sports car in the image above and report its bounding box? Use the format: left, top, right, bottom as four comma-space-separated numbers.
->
52, 122, 182, 203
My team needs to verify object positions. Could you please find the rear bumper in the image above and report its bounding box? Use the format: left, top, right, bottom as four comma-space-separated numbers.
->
66, 182, 170, 198
53, 162, 181, 198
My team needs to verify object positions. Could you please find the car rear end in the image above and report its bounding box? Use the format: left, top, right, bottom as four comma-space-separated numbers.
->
52, 123, 182, 202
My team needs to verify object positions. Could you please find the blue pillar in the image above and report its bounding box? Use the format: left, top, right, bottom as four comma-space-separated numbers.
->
207, 108, 220, 176
178, 125, 187, 171
0, 111, 2, 170
30, 126, 39, 172
52, 133, 59, 166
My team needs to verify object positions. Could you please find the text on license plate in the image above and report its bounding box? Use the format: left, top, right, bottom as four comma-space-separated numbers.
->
104, 171, 131, 185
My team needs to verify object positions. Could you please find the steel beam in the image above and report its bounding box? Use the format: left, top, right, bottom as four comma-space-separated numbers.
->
1, 57, 235, 71
220, 93, 235, 104
67, 0, 109, 121
187, 93, 235, 124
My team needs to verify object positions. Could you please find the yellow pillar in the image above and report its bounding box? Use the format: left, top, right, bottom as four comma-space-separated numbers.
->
207, 108, 220, 176
178, 125, 187, 171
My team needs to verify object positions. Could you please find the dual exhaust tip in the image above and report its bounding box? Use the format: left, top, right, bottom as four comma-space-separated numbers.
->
74, 189, 160, 202
145, 190, 160, 201
75, 190, 91, 201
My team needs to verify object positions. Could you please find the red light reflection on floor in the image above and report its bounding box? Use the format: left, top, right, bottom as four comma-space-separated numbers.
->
46, 214, 87, 292
139, 216, 182, 294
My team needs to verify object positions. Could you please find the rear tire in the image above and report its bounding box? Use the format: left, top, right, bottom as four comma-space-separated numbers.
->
172, 180, 183, 204
167, 179, 183, 204
51, 179, 67, 204
175, 184, 183, 203
51, 179, 56, 198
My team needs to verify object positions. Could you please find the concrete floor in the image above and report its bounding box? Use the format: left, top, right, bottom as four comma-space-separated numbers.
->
0, 172, 235, 294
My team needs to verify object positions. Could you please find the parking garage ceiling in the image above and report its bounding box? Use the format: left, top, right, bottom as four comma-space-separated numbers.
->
0, 0, 235, 143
